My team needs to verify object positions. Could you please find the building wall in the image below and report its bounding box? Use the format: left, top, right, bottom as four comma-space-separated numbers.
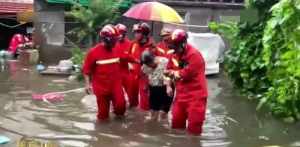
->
175, 6, 242, 32
34, 0, 70, 64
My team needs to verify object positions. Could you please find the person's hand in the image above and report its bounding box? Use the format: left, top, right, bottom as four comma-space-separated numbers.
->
85, 84, 93, 95
164, 70, 172, 77
166, 86, 173, 97
128, 63, 134, 71
18, 44, 24, 48
164, 70, 181, 80
173, 71, 181, 80
135, 59, 141, 65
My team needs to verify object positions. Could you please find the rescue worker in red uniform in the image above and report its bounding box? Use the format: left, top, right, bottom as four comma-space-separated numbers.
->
115, 24, 137, 107
130, 22, 155, 111
165, 29, 208, 135
83, 25, 126, 121
155, 28, 174, 58
7, 33, 30, 58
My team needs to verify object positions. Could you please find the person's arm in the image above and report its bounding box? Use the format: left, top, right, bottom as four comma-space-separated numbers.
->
166, 55, 184, 77
141, 65, 152, 75
82, 49, 95, 94
178, 53, 204, 81
166, 53, 204, 81
84, 74, 93, 94
120, 52, 140, 64
163, 73, 174, 97
121, 43, 140, 64
166, 81, 173, 97
161, 58, 173, 96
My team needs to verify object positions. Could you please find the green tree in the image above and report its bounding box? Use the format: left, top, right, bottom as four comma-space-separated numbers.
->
118, 0, 133, 13
67, 0, 121, 45
67, 0, 133, 81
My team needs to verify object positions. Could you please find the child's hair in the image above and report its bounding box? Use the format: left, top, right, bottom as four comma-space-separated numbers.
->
141, 50, 155, 65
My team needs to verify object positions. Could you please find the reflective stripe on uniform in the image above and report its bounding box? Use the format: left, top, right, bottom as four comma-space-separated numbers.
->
163, 76, 171, 81
131, 43, 138, 54
157, 47, 165, 54
167, 49, 175, 54
172, 58, 179, 67
96, 58, 120, 65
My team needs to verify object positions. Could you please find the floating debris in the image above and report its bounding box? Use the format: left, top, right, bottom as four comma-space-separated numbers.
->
99, 133, 123, 139
259, 135, 270, 141
0, 136, 10, 144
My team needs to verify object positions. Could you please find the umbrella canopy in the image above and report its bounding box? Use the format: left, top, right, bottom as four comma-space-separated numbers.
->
123, 2, 184, 23
17, 9, 34, 23
0, 0, 33, 13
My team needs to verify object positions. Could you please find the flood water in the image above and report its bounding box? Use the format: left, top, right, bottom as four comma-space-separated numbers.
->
0, 60, 300, 147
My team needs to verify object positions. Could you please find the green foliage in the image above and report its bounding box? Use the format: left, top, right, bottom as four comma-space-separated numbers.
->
71, 47, 85, 81
118, 0, 133, 13
71, 47, 85, 66
67, 0, 133, 80
246, 0, 280, 12
212, 21, 270, 96
67, 0, 121, 45
261, 0, 300, 120
211, 0, 300, 121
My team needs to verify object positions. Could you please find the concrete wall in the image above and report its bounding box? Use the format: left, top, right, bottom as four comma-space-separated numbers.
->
174, 7, 241, 33
34, 0, 70, 64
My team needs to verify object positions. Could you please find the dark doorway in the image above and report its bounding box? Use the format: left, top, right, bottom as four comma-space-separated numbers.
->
0, 18, 32, 50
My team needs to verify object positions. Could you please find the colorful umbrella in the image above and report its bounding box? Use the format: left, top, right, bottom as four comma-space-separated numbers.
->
123, 2, 184, 23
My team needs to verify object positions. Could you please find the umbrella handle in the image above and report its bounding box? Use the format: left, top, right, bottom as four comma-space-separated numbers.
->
152, 22, 154, 36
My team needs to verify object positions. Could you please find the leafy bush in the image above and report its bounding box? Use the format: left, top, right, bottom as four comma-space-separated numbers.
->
260, 0, 300, 121
71, 47, 85, 81
71, 47, 85, 67
210, 0, 300, 121
209, 21, 270, 97
68, 0, 133, 81
67, 0, 121, 45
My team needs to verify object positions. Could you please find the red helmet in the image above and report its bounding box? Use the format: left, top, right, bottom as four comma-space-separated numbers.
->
115, 23, 127, 35
134, 22, 151, 36
171, 29, 188, 44
99, 24, 118, 39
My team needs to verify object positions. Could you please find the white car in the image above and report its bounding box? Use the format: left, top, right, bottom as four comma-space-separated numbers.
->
187, 32, 225, 75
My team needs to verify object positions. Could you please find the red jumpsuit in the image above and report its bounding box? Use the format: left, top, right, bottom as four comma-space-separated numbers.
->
129, 38, 155, 111
8, 34, 27, 55
167, 44, 208, 135
83, 43, 126, 120
115, 38, 137, 107
155, 41, 174, 58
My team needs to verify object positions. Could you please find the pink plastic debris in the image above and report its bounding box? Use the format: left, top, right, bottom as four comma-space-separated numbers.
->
32, 92, 65, 102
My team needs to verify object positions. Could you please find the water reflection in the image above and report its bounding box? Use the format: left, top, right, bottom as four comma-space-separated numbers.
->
0, 62, 299, 147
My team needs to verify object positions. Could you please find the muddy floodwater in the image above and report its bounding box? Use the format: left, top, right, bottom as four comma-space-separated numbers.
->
0, 60, 300, 147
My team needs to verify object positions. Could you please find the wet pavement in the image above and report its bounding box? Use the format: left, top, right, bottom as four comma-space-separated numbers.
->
0, 60, 300, 147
